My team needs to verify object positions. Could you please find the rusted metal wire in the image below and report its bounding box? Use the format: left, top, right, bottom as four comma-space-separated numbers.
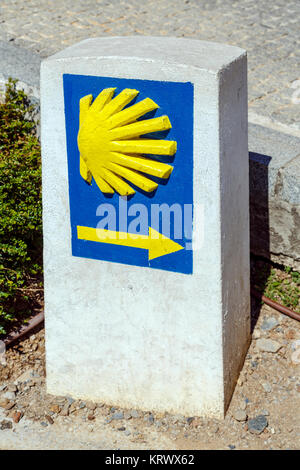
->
4, 311, 44, 348
251, 288, 300, 322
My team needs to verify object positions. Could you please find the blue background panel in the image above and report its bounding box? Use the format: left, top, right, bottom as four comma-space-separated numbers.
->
63, 74, 193, 274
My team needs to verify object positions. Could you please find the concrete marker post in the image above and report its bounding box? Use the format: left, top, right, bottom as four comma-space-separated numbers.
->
41, 37, 250, 418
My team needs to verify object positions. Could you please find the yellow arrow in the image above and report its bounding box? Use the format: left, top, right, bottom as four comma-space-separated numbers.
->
77, 226, 184, 260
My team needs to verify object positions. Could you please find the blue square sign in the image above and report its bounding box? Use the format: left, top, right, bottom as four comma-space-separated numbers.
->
63, 74, 193, 274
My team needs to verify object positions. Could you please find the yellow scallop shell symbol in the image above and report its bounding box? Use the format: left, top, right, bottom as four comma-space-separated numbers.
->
77, 88, 177, 196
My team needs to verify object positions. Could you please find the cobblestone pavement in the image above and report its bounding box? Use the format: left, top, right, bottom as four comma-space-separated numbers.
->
0, 0, 299, 129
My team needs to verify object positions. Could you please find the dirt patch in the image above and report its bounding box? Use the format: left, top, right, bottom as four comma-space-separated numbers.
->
0, 303, 299, 450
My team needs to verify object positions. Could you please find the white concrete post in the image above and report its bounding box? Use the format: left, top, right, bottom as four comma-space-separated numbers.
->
41, 37, 250, 418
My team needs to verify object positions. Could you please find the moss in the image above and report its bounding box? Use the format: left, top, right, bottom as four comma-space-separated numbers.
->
251, 257, 300, 313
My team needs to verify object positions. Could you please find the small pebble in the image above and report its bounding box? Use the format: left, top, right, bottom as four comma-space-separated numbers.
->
233, 409, 247, 422
45, 415, 54, 425
66, 396, 75, 405
86, 402, 97, 411
285, 329, 295, 340
0, 399, 9, 408
50, 404, 60, 414
261, 317, 279, 331
4, 401, 16, 411
291, 348, 300, 365
69, 403, 77, 413
262, 382, 272, 393
2, 391, 16, 401
252, 330, 261, 339
60, 404, 70, 416
12, 411, 23, 424
248, 415, 268, 435
291, 340, 300, 351
0, 420, 12, 430
256, 339, 281, 353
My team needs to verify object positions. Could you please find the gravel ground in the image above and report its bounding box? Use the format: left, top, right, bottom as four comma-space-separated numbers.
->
0, 302, 299, 450
0, 0, 299, 130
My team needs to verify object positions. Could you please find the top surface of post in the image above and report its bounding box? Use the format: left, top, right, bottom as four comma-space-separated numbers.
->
43, 36, 245, 74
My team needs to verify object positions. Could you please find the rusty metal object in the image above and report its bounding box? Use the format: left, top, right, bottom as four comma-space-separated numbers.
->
251, 288, 300, 322
4, 311, 44, 348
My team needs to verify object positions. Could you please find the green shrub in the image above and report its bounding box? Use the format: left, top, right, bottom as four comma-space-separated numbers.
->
0, 79, 42, 335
